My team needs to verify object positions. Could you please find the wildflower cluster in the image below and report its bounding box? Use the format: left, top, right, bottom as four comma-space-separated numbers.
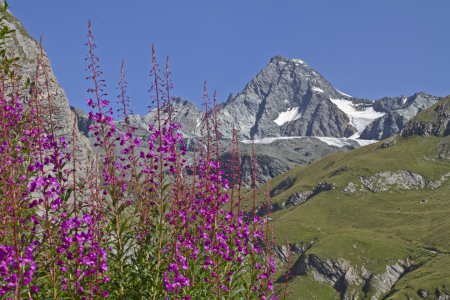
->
0, 15, 281, 300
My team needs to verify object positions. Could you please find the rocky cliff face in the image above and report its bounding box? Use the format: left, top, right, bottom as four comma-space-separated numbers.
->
380, 95, 450, 149
373, 92, 442, 120
1, 3, 92, 168
292, 255, 413, 300
361, 92, 442, 140
360, 112, 409, 140
143, 96, 203, 136
207, 55, 358, 140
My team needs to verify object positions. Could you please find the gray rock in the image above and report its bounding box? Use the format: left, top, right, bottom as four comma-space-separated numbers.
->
293, 255, 412, 300
270, 177, 297, 197
285, 181, 335, 206
71, 106, 95, 136
1, 3, 92, 172
373, 92, 442, 120
360, 92, 442, 141
286, 191, 313, 206
343, 182, 357, 193
143, 96, 203, 137
418, 290, 429, 298
360, 112, 409, 140
400, 99, 450, 138
272, 243, 305, 262
358, 170, 450, 193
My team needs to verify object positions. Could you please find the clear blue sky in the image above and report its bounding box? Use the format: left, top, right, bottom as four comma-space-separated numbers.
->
9, 0, 450, 116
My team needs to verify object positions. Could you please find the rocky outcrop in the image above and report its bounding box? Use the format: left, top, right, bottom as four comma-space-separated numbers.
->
358, 170, 450, 193
360, 92, 442, 140
270, 177, 297, 197
286, 181, 336, 205
285, 190, 313, 206
252, 202, 285, 217
293, 255, 413, 300
343, 182, 366, 195
71, 106, 95, 136
272, 243, 306, 262
378, 96, 450, 149
401, 99, 450, 138
360, 112, 409, 140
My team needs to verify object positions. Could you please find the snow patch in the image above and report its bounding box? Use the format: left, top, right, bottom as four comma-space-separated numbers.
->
335, 89, 352, 97
292, 59, 305, 65
196, 118, 203, 128
274, 107, 303, 126
330, 98, 385, 137
402, 96, 407, 105
241, 136, 378, 148
312, 87, 324, 93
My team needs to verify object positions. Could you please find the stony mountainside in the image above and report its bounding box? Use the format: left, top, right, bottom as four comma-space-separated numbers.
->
143, 96, 203, 136
380, 96, 450, 149
1, 2, 91, 167
211, 55, 358, 140
360, 112, 409, 140
373, 92, 442, 120
362, 91, 443, 140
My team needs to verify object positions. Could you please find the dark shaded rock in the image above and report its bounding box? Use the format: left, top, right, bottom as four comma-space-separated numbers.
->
217, 138, 353, 187
285, 191, 313, 206
253, 202, 285, 217
270, 177, 297, 197
285, 181, 335, 206
418, 290, 428, 298
360, 112, 409, 140
70, 106, 95, 136
273, 243, 306, 262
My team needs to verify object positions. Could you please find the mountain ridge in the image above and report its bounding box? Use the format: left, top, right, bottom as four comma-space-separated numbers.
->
76, 54, 441, 143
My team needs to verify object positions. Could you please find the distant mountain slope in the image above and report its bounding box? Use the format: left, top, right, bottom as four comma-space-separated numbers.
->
250, 95, 450, 299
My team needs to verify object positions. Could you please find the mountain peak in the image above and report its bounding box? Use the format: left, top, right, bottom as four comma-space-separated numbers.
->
269, 55, 288, 64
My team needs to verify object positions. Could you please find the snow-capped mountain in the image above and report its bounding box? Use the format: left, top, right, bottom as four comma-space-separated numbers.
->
71, 54, 442, 148
118, 55, 441, 142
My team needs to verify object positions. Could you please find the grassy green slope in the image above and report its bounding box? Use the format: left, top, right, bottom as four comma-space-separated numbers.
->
260, 96, 450, 299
